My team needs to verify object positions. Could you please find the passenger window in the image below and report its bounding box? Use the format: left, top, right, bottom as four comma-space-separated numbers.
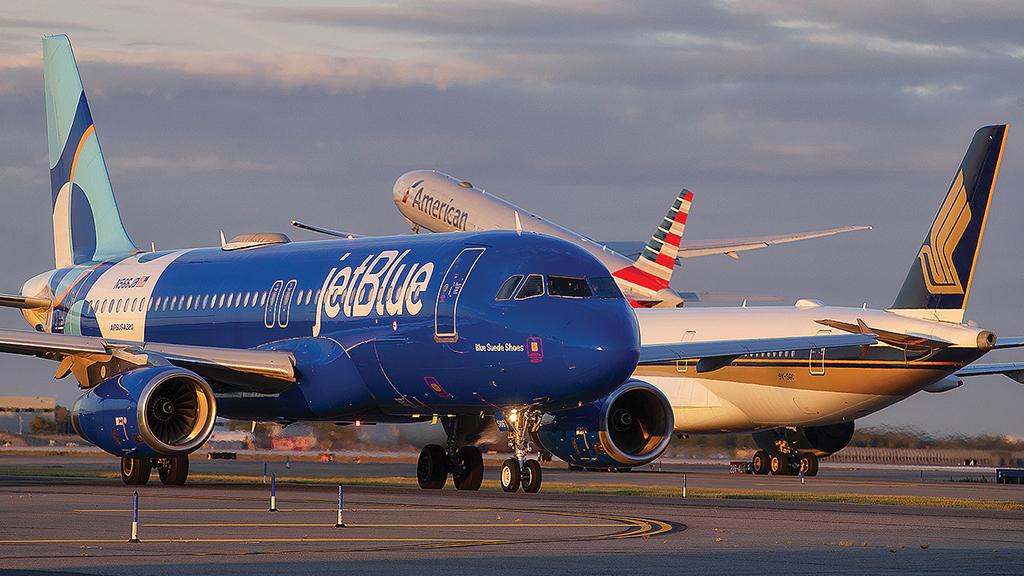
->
515, 274, 544, 300
547, 276, 592, 298
495, 275, 524, 300
589, 277, 623, 299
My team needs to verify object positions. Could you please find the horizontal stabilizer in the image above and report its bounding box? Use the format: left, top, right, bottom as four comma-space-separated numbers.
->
992, 336, 1024, 349
639, 333, 877, 372
0, 294, 51, 310
815, 318, 954, 351
956, 362, 1024, 384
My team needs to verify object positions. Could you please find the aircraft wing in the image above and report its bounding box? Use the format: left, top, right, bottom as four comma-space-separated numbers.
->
603, 225, 871, 261
0, 293, 50, 310
638, 333, 876, 373
956, 362, 1024, 384
290, 220, 361, 239
0, 328, 295, 393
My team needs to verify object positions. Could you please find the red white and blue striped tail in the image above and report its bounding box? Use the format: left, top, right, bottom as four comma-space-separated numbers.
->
613, 189, 692, 301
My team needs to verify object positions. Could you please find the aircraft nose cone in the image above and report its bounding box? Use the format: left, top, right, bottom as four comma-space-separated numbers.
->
393, 171, 424, 205
563, 305, 640, 401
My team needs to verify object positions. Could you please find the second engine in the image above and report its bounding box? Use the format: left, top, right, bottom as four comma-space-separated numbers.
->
533, 379, 674, 469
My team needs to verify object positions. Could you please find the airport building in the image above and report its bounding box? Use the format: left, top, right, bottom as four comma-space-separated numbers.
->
0, 396, 56, 434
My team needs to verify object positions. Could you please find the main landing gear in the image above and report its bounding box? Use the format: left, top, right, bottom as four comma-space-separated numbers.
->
416, 415, 485, 491
499, 408, 543, 493
120, 455, 190, 485
750, 449, 818, 476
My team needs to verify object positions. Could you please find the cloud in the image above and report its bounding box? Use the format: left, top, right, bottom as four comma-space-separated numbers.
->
0, 47, 503, 94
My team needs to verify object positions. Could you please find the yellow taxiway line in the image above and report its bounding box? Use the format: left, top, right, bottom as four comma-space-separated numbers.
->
143, 522, 624, 528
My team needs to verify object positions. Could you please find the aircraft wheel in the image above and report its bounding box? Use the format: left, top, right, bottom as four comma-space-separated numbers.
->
521, 459, 543, 493
158, 455, 189, 485
769, 454, 788, 476
417, 444, 448, 489
799, 453, 819, 477
500, 458, 521, 492
453, 446, 484, 491
121, 457, 152, 485
751, 450, 770, 475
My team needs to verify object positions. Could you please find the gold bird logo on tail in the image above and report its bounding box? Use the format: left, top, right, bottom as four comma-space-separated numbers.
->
918, 169, 970, 294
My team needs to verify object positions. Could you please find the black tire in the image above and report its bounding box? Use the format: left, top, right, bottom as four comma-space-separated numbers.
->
769, 454, 788, 476
500, 458, 521, 492
521, 459, 543, 493
121, 457, 152, 486
416, 444, 448, 489
453, 446, 484, 491
158, 455, 189, 485
751, 450, 770, 475
799, 453, 819, 477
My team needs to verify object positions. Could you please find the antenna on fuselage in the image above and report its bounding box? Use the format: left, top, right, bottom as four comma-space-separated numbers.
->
514, 211, 522, 236
219, 230, 227, 249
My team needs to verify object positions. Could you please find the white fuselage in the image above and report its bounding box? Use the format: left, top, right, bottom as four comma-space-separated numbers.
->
392, 170, 681, 304
635, 303, 987, 433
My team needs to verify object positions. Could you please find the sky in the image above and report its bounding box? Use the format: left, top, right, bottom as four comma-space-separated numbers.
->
0, 1, 1022, 436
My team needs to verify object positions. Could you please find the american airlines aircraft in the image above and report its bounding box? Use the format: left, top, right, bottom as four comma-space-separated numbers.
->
385, 172, 869, 307
0, 36, 875, 493
390, 125, 1024, 476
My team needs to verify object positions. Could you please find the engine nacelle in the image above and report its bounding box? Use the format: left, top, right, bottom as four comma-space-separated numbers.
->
534, 379, 674, 469
72, 365, 217, 458
752, 421, 855, 457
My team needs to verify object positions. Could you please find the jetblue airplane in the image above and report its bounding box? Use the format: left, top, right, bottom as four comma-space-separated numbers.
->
0, 36, 874, 492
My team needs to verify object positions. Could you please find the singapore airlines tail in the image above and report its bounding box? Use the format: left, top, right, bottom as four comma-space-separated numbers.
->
43, 34, 137, 269
890, 124, 1008, 323
612, 189, 692, 307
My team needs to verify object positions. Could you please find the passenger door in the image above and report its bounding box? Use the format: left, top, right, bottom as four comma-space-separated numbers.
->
809, 329, 829, 375
434, 248, 485, 342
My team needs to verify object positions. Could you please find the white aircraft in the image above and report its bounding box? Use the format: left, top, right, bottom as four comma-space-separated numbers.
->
382, 171, 869, 307
382, 125, 1024, 476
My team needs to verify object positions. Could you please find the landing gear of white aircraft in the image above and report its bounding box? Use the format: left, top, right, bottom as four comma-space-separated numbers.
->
499, 408, 543, 493
416, 415, 486, 490
752, 450, 818, 476
120, 454, 190, 485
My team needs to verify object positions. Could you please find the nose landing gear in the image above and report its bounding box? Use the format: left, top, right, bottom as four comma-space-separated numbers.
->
499, 407, 544, 493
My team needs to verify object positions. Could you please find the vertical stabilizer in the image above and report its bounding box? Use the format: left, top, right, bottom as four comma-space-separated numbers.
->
610, 189, 692, 307
890, 125, 1008, 323
630, 189, 693, 288
43, 34, 136, 268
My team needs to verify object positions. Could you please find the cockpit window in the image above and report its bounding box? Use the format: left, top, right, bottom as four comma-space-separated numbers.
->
589, 277, 623, 299
515, 274, 545, 300
495, 275, 524, 300
547, 275, 592, 298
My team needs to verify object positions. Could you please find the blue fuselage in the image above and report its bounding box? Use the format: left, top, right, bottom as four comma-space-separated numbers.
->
38, 230, 640, 423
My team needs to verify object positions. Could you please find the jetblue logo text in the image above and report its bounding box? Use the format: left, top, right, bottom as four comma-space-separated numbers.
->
313, 250, 434, 336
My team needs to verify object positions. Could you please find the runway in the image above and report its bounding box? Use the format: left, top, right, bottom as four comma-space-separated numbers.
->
1, 456, 1023, 574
